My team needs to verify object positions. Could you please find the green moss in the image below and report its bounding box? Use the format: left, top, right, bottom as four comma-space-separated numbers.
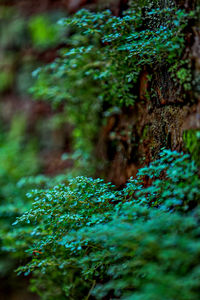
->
142, 125, 149, 140
183, 129, 200, 165
0, 70, 13, 92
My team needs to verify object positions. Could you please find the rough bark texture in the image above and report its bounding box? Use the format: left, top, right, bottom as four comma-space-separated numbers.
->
100, 0, 200, 185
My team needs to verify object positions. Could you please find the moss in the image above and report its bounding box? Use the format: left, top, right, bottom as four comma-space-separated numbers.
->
183, 129, 200, 165
0, 70, 14, 92
142, 125, 149, 140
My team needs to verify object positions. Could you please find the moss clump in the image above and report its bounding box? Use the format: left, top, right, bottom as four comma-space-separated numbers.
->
183, 129, 200, 165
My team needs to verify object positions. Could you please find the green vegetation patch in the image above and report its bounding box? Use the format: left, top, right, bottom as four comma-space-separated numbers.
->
13, 149, 200, 299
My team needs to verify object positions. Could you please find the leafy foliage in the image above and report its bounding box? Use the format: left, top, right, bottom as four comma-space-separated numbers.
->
31, 31, 103, 174
79, 206, 200, 300
14, 177, 117, 299
14, 149, 200, 299
31, 0, 193, 174
1, 1, 198, 299
33, 2, 190, 105
124, 149, 200, 211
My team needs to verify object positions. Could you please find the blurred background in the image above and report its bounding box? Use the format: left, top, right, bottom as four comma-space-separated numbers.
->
0, 0, 114, 298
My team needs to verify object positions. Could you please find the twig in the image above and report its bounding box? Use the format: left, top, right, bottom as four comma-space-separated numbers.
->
85, 280, 96, 300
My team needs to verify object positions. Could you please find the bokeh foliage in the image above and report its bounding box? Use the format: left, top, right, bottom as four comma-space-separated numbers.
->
0, 116, 39, 278
0, 4, 68, 297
